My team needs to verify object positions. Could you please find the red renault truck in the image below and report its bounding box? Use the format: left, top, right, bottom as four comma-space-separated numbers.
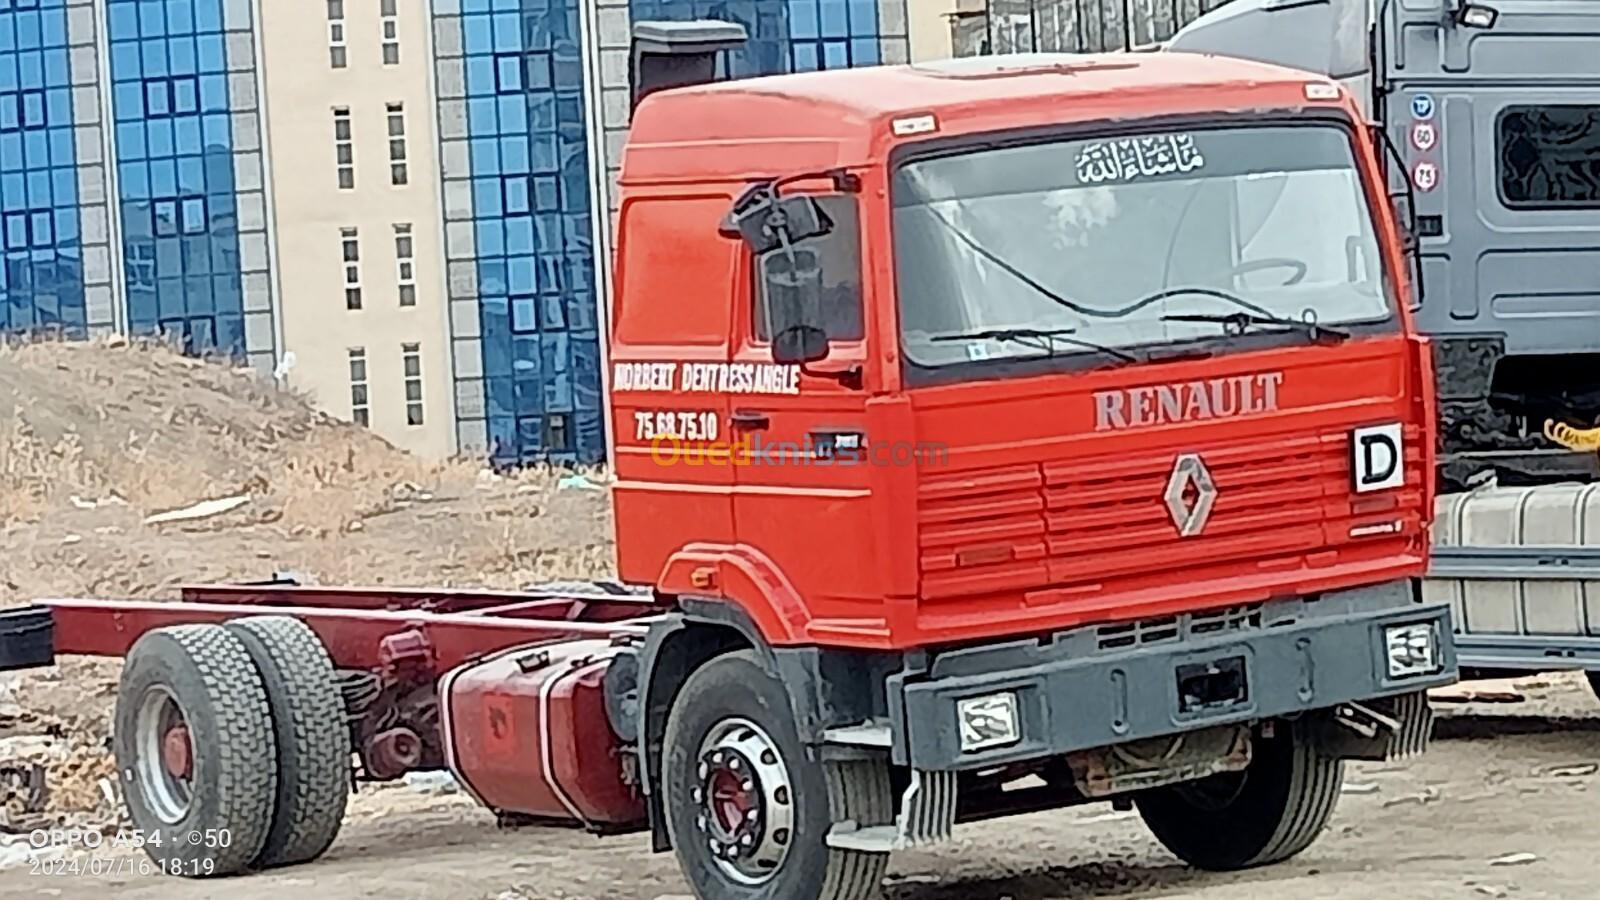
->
0, 51, 1453, 900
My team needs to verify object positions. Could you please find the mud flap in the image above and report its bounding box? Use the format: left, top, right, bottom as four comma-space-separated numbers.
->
826, 767, 958, 853
1304, 691, 1434, 762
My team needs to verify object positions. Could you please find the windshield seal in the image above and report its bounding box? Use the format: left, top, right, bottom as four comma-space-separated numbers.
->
887, 112, 1401, 389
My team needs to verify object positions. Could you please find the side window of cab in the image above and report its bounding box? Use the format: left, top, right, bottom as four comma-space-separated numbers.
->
751, 195, 865, 344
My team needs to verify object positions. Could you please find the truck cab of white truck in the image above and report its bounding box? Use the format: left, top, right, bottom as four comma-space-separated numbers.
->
1170, 0, 1600, 492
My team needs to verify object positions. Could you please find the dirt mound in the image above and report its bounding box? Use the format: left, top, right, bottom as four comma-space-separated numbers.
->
0, 337, 425, 530
1, 338, 616, 828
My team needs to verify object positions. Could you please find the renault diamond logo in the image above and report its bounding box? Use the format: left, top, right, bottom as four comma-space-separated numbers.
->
1164, 453, 1217, 537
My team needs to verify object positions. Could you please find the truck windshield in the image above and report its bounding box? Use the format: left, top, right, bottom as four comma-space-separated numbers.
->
893, 124, 1394, 374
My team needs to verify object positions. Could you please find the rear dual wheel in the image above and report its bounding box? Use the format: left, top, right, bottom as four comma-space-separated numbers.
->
662, 650, 894, 900
114, 618, 349, 876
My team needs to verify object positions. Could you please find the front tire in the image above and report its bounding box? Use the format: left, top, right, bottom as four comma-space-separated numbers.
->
662, 649, 892, 900
1136, 720, 1343, 871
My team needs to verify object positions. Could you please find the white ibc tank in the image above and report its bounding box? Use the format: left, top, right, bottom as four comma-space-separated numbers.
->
1427, 484, 1600, 637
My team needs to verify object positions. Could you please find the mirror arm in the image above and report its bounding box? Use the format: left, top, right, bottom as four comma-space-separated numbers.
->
1371, 121, 1425, 305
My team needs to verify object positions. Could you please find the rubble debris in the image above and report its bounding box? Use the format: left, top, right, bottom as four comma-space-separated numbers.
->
1341, 782, 1380, 795
557, 474, 605, 492
1428, 687, 1526, 704
1488, 852, 1539, 867
142, 494, 251, 526
1381, 785, 1440, 808
1541, 763, 1598, 779
402, 771, 459, 795
0, 762, 48, 832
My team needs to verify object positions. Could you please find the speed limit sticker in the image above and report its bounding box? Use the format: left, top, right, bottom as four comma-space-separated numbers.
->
1412, 161, 1439, 192
1412, 122, 1437, 152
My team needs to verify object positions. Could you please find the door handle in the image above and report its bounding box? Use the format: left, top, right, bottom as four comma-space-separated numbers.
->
730, 409, 770, 430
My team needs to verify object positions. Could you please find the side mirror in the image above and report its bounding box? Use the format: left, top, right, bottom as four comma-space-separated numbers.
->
761, 248, 830, 365
725, 187, 834, 254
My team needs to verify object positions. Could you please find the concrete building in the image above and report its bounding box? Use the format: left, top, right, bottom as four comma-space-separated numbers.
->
1, 0, 910, 462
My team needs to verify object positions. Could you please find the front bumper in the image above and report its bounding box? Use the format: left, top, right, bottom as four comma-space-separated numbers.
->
886, 579, 1456, 771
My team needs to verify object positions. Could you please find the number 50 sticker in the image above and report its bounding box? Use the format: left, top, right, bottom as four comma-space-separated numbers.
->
1412, 161, 1439, 192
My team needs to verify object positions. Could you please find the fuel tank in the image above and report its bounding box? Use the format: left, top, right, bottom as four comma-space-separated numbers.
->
440, 638, 645, 829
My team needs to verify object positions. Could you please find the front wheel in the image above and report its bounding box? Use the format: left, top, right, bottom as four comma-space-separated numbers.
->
1136, 720, 1343, 871
662, 649, 893, 900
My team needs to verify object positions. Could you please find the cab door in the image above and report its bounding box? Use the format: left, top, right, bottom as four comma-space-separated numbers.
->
728, 193, 881, 629
608, 192, 736, 585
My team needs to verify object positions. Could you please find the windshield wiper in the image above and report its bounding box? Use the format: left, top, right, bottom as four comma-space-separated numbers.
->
933, 327, 1140, 363
1160, 310, 1349, 343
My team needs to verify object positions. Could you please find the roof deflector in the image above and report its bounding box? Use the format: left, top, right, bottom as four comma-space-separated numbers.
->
631, 19, 750, 112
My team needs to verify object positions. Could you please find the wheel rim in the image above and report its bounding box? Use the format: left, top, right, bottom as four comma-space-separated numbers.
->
134, 686, 195, 824
692, 717, 796, 885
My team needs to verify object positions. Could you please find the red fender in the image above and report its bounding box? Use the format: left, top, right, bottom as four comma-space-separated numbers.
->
656, 543, 813, 646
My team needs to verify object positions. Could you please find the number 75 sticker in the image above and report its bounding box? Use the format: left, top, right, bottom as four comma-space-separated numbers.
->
1411, 161, 1439, 193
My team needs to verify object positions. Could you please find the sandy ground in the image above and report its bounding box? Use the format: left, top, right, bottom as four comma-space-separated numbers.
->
3, 340, 1598, 899
0, 686, 1596, 900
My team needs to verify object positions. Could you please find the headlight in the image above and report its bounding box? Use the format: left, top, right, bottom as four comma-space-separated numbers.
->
1385, 622, 1441, 678
957, 692, 1020, 752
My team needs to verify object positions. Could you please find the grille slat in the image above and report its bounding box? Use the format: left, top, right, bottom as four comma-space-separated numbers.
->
1096, 604, 1264, 651
916, 426, 1423, 602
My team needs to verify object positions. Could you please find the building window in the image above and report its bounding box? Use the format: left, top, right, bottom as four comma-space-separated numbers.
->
381, 0, 400, 66
401, 342, 424, 426
333, 107, 354, 190
394, 223, 416, 307
349, 348, 370, 427
327, 0, 347, 68
387, 102, 408, 186
342, 227, 362, 310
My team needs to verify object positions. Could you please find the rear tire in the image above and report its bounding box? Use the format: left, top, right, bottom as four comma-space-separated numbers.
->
1586, 670, 1600, 702
1136, 720, 1343, 871
662, 649, 892, 900
226, 616, 351, 868
114, 625, 277, 877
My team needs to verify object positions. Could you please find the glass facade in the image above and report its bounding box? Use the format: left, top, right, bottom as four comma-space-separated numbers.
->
0, 0, 84, 335
435, 0, 603, 465
435, 0, 888, 466
104, 0, 273, 363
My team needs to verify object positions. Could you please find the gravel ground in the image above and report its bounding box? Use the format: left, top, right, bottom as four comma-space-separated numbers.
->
1, 676, 1596, 900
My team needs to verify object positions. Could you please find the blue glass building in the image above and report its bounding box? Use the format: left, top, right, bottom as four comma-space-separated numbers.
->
4, 0, 911, 463
0, 0, 84, 336
104, 0, 273, 363
433, 0, 895, 465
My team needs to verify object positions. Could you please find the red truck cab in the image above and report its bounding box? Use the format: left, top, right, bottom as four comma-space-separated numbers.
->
608, 53, 1456, 900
